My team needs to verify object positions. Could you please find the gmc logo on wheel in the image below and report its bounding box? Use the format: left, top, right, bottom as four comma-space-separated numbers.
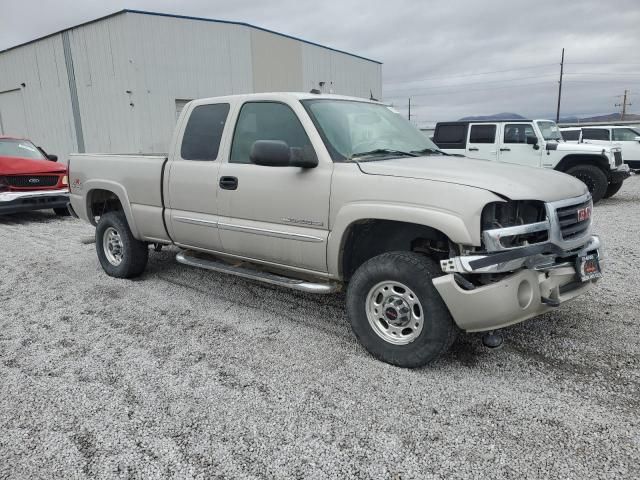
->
577, 206, 591, 222
28, 178, 40, 184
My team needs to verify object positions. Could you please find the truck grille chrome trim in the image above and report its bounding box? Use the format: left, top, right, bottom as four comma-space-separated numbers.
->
545, 192, 593, 249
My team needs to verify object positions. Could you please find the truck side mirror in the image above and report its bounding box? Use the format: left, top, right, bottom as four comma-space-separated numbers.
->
526, 135, 540, 150
38, 146, 58, 161
250, 140, 317, 168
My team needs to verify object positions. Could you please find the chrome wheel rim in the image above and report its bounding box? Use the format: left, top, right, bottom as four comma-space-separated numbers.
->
365, 281, 424, 345
103, 227, 124, 266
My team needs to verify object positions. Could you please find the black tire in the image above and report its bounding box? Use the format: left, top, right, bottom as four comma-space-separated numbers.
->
603, 181, 623, 199
346, 251, 457, 368
95, 211, 148, 278
53, 206, 70, 216
566, 164, 608, 203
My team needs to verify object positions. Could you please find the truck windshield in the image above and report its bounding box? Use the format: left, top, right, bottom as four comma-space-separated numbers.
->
0, 139, 46, 160
536, 121, 563, 142
302, 99, 441, 161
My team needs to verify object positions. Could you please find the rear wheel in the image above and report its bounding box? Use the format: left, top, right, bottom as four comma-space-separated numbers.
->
566, 164, 608, 203
603, 181, 623, 199
346, 251, 457, 368
95, 211, 148, 278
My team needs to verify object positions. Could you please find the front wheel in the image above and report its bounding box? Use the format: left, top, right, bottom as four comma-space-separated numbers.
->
346, 251, 457, 368
603, 181, 623, 199
566, 164, 608, 203
95, 211, 148, 278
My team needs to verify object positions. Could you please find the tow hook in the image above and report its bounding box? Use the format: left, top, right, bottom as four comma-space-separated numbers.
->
482, 330, 504, 349
541, 296, 560, 307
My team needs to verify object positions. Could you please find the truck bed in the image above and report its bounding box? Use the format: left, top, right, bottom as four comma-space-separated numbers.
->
68, 153, 169, 242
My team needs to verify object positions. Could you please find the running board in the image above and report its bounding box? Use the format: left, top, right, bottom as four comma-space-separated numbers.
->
176, 251, 339, 294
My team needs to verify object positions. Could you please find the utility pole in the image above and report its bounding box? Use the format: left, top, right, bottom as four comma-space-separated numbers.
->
408, 97, 412, 121
615, 90, 632, 120
555, 48, 564, 123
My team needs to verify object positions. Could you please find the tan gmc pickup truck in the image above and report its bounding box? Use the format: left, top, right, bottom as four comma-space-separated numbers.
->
68, 92, 602, 367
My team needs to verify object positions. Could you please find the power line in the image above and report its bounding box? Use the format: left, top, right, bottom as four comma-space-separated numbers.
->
384, 74, 559, 94
385, 80, 557, 99
384, 63, 557, 85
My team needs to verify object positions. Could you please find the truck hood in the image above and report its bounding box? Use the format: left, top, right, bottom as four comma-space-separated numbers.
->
0, 155, 66, 175
357, 155, 587, 202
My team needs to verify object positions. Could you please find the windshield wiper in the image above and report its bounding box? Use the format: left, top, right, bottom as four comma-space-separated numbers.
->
348, 148, 419, 161
411, 148, 450, 156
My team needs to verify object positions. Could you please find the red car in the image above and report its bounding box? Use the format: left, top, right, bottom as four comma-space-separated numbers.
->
0, 136, 70, 215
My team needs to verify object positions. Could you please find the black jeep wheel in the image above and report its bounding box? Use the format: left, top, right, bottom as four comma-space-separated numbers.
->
603, 181, 623, 199
346, 251, 457, 368
95, 211, 148, 278
566, 164, 608, 203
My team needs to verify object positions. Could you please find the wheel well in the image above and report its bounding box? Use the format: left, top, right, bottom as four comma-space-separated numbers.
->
340, 220, 451, 281
555, 155, 609, 174
87, 189, 123, 223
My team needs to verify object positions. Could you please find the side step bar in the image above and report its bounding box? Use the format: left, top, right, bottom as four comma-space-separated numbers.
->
176, 250, 339, 294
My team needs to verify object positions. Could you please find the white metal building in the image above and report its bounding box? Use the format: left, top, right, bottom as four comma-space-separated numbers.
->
0, 10, 382, 161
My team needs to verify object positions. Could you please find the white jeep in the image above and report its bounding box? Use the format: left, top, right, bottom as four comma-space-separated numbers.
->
433, 119, 630, 202
560, 125, 640, 171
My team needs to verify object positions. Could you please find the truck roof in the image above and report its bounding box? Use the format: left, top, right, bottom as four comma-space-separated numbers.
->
188, 92, 381, 105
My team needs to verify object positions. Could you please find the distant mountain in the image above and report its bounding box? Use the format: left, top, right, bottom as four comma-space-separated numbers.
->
560, 112, 640, 123
458, 112, 526, 121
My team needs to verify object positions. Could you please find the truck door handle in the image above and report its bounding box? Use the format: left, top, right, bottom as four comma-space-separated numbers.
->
500, 148, 511, 152
468, 147, 479, 151
219, 176, 238, 190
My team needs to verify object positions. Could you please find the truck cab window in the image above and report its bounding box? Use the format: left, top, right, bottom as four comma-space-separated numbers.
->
180, 103, 230, 160
562, 130, 580, 141
582, 128, 610, 141
469, 125, 496, 143
230, 102, 313, 164
612, 128, 639, 141
504, 124, 535, 144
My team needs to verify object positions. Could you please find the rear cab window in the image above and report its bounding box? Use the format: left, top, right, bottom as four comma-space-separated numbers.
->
469, 124, 497, 144
180, 103, 231, 160
433, 124, 468, 149
561, 130, 580, 141
582, 128, 610, 141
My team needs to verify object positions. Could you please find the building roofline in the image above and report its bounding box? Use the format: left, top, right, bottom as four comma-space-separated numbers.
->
0, 9, 382, 65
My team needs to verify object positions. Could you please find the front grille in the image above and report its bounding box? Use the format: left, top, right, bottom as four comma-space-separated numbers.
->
556, 199, 592, 240
7, 175, 59, 188
614, 151, 623, 166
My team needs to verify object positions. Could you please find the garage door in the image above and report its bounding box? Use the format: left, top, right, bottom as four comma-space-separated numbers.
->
0, 89, 28, 137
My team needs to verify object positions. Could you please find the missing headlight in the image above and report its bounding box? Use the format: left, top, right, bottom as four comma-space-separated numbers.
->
482, 200, 548, 249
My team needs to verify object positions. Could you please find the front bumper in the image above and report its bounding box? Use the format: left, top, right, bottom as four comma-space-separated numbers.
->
433, 235, 601, 332
0, 189, 70, 215
610, 164, 631, 183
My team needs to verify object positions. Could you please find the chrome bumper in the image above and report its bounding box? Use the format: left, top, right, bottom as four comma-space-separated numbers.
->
433, 264, 596, 332
0, 188, 70, 202
434, 234, 601, 332
441, 235, 601, 274
0, 188, 69, 214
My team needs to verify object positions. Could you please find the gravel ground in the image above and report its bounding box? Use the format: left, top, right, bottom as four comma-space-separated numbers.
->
1, 177, 639, 479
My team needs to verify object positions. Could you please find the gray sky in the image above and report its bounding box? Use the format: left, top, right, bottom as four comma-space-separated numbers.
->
2, 0, 639, 125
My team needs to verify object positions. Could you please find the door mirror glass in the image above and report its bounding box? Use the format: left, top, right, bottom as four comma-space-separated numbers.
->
250, 140, 291, 166
526, 135, 538, 145
250, 140, 318, 168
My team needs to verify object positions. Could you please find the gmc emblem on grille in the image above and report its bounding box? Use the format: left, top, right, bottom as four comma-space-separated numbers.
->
577, 206, 591, 222
28, 178, 40, 184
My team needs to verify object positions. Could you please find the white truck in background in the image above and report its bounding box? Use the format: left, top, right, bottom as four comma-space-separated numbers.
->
560, 125, 640, 171
432, 119, 630, 202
